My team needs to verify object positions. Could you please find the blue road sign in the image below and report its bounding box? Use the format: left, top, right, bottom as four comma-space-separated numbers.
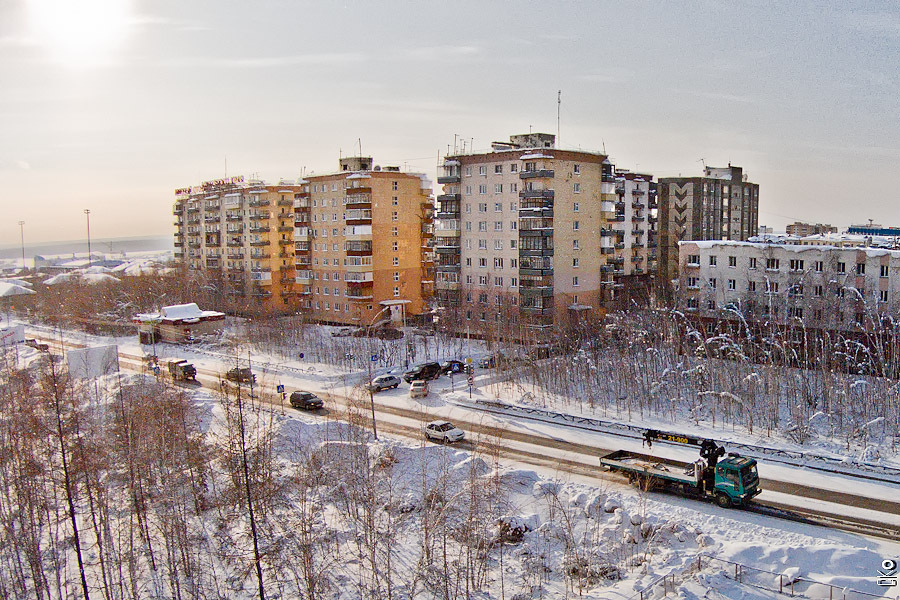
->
276, 384, 285, 393
298, 352, 305, 359
371, 354, 378, 362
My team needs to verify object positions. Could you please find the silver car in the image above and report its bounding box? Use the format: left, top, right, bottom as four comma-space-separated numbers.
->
424, 420, 465, 443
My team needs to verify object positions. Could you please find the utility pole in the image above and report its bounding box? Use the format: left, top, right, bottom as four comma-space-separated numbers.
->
17, 221, 25, 271
84, 209, 92, 267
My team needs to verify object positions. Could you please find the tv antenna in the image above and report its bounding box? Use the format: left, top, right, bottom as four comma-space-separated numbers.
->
698, 158, 707, 169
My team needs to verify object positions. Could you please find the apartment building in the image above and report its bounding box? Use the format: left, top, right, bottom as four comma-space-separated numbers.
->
785, 221, 837, 237
294, 157, 434, 326
434, 133, 656, 339
678, 240, 900, 330
658, 165, 759, 283
174, 176, 303, 312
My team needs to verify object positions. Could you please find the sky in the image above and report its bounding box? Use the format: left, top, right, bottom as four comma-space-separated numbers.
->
2, 0, 900, 244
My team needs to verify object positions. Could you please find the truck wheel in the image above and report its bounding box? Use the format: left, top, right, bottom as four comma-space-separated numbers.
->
715, 493, 731, 508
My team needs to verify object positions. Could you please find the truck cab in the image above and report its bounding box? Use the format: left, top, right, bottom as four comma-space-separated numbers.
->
713, 455, 760, 506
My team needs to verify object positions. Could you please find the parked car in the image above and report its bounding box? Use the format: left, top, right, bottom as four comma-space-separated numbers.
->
477, 354, 497, 369
225, 367, 256, 384
403, 361, 442, 383
367, 374, 402, 392
440, 360, 466, 375
424, 420, 465, 443
167, 359, 197, 381
289, 391, 323, 410
409, 380, 429, 398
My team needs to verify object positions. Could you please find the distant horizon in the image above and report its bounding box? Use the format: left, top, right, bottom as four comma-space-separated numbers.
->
0, 232, 171, 252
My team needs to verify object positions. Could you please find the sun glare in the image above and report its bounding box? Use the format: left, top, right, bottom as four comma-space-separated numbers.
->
26, 0, 132, 67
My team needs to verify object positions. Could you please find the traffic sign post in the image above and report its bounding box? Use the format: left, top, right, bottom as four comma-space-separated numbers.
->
467, 374, 474, 399
277, 384, 286, 415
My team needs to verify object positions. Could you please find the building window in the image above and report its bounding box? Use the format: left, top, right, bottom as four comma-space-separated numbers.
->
391, 227, 398, 236
393, 257, 399, 266
479, 203, 487, 212
765, 258, 779, 271
767, 281, 779, 293
573, 220, 580, 231
856, 263, 866, 275
687, 254, 700, 266
478, 276, 488, 285
510, 183, 518, 193
881, 264, 889, 278
494, 240, 503, 250
510, 221, 517, 230
478, 166, 487, 176
511, 277, 518, 286
495, 202, 502, 212
494, 257, 504, 269
707, 300, 716, 310
880, 290, 889, 302
495, 184, 503, 194
573, 202, 580, 212
479, 258, 487, 267
790, 259, 804, 271
749, 257, 757, 269
495, 221, 503, 231
478, 239, 487, 249
511, 258, 517, 268
494, 164, 503, 174
465, 167, 471, 176
510, 163, 518, 173
479, 221, 487, 232
465, 186, 472, 196
748, 281, 756, 292
837, 261, 846, 273
573, 183, 581, 193
573, 239, 580, 250
687, 277, 699, 289
494, 277, 503, 286
709, 255, 717, 266
814, 285, 823, 296
393, 272, 400, 281
815, 260, 823, 272
573, 164, 580, 174
573, 276, 579, 287
478, 185, 487, 195
392, 196, 398, 206
392, 211, 399, 221
465, 222, 472, 231
392, 241, 399, 251
573, 257, 579, 268
392, 181, 398, 190
728, 279, 736, 290
687, 298, 699, 309
728, 256, 736, 267
465, 257, 472, 266
708, 278, 716, 289
393, 286, 400, 297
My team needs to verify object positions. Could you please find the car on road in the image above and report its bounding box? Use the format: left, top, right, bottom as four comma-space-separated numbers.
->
367, 374, 402, 392
403, 361, 442, 383
409, 380, 429, 398
440, 360, 466, 375
477, 354, 497, 368
424, 420, 465, 443
225, 367, 256, 384
289, 391, 323, 410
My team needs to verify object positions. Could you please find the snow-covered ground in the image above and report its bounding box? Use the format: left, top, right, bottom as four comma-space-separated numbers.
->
7, 320, 900, 598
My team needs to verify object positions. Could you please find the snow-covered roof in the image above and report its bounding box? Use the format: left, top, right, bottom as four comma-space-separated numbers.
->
346, 173, 371, 180
133, 303, 225, 324
519, 153, 554, 160
683, 239, 900, 258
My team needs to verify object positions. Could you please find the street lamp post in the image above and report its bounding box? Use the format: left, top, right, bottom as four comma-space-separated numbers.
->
364, 305, 393, 441
17, 221, 25, 272
84, 209, 92, 267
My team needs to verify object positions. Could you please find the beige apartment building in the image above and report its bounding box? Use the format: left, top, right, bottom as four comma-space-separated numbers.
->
174, 176, 303, 312
434, 133, 656, 340
294, 157, 434, 326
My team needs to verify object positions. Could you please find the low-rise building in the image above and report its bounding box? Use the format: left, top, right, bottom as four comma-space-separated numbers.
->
133, 302, 225, 344
785, 222, 837, 237
677, 240, 900, 331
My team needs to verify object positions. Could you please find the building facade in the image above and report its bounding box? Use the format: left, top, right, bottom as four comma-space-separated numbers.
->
658, 165, 759, 284
173, 160, 434, 324
785, 221, 837, 237
295, 157, 434, 326
677, 240, 900, 331
174, 176, 304, 312
434, 133, 656, 340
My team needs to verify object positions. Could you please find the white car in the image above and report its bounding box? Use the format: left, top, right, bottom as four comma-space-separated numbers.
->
424, 420, 465, 443
409, 380, 429, 398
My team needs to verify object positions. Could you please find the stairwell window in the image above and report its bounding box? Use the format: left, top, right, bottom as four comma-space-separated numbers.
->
573, 183, 581, 193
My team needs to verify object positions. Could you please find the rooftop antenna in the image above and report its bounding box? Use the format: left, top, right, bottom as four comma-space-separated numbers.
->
557, 89, 561, 145
358, 138, 362, 157
454, 133, 458, 154
602, 139, 606, 154
698, 158, 707, 170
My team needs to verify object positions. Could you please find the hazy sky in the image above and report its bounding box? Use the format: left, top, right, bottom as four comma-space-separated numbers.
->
2, 0, 900, 244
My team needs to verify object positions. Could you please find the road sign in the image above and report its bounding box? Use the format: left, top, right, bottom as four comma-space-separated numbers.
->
467, 375, 474, 386
298, 352, 304, 359
371, 354, 378, 362
152, 366, 160, 376
465, 357, 472, 364
276, 384, 285, 394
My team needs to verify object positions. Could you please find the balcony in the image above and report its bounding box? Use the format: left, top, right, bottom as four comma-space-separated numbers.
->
249, 240, 271, 247
227, 240, 243, 247
249, 198, 271, 207
347, 290, 374, 301
227, 252, 245, 259
173, 205, 184, 215
295, 271, 313, 282
345, 193, 372, 207
278, 239, 293, 246
437, 175, 460, 184
278, 225, 293, 233
615, 242, 625, 249
519, 247, 554, 258
519, 189, 555, 200
519, 169, 555, 180
294, 198, 310, 209
278, 251, 293, 259
250, 271, 273, 284
345, 272, 374, 284
434, 242, 461, 254
226, 214, 242, 222
436, 263, 461, 272
607, 257, 625, 265
188, 242, 201, 249
345, 241, 372, 255
600, 229, 615, 237
437, 193, 460, 203
277, 198, 293, 207
249, 211, 270, 220
345, 209, 372, 225
347, 186, 371, 195
295, 256, 311, 267
632, 216, 645, 222
435, 280, 460, 291
174, 241, 184, 248
520, 306, 554, 316
610, 215, 625, 222
249, 252, 270, 260
631, 189, 645, 196
249, 225, 270, 233
294, 227, 311, 240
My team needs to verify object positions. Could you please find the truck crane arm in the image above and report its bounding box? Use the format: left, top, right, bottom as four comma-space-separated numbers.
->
642, 429, 726, 468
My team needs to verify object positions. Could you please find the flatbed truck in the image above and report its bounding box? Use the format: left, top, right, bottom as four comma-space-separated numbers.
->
600, 429, 761, 508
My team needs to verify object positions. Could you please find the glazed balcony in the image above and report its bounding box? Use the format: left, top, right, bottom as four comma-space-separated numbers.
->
226, 214, 243, 222
250, 270, 273, 285
347, 289, 375, 301
519, 169, 555, 180
295, 270, 313, 282
249, 211, 270, 220
519, 189, 555, 200
435, 280, 460, 291
294, 256, 311, 267
294, 227, 311, 240
345, 272, 374, 284
345, 209, 372, 225
345, 240, 372, 256
345, 193, 372, 208
347, 186, 371, 196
